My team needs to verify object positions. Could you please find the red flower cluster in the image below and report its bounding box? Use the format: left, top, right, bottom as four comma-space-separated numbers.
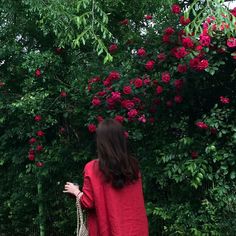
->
177, 64, 187, 73
227, 37, 236, 48
28, 115, 45, 165
92, 97, 101, 106
220, 96, 230, 104
137, 48, 146, 57
180, 16, 191, 26
145, 60, 155, 70
109, 44, 118, 53
88, 123, 96, 133
182, 37, 194, 48
172, 47, 188, 59
189, 58, 209, 71
199, 34, 211, 47
144, 15, 152, 20
60, 91, 67, 97
120, 19, 129, 25
171, 4, 181, 14
103, 71, 120, 87
35, 68, 41, 77
34, 115, 42, 122
196, 121, 208, 129
161, 72, 171, 83
123, 86, 132, 95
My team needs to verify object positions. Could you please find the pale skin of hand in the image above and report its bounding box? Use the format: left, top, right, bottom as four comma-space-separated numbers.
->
63, 182, 81, 196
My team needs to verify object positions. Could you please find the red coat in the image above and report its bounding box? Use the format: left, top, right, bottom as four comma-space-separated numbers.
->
80, 159, 149, 236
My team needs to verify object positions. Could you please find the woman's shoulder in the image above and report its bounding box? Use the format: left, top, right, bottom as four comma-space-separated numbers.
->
84, 159, 99, 172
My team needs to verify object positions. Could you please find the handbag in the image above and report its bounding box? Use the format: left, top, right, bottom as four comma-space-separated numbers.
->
76, 193, 88, 236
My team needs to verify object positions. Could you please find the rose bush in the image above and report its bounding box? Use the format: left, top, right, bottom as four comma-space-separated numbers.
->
0, 0, 236, 235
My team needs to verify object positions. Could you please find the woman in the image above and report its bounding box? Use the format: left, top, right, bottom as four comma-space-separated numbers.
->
64, 119, 149, 236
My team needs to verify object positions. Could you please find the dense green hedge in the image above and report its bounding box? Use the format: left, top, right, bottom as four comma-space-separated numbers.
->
0, 0, 236, 235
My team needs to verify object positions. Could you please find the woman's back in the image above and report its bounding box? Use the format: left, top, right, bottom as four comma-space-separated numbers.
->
80, 159, 149, 236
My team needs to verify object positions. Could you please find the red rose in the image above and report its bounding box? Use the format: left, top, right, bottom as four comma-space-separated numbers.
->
89, 76, 100, 84
174, 95, 183, 103
189, 57, 200, 69
137, 48, 146, 57
35, 69, 41, 77
182, 37, 194, 48
92, 97, 101, 106
109, 71, 120, 80
29, 137, 37, 144
227, 37, 236, 48
109, 44, 118, 53
220, 96, 230, 104
123, 86, 132, 94
171, 4, 181, 14
134, 78, 143, 88
164, 27, 175, 35
174, 79, 184, 89
177, 64, 187, 73
0, 82, 5, 87
156, 85, 163, 94
111, 91, 121, 101
145, 15, 153, 20
195, 45, 203, 51
60, 91, 67, 97
162, 34, 170, 43
34, 115, 42, 122
97, 91, 106, 96
120, 19, 129, 25
121, 100, 135, 110
138, 115, 146, 123
172, 47, 188, 59
180, 16, 191, 25
103, 77, 112, 87
199, 34, 211, 47
144, 78, 150, 85
97, 116, 104, 123
230, 7, 236, 17
161, 72, 171, 83
157, 53, 166, 61
115, 115, 124, 123
106, 97, 115, 106
36, 145, 43, 152
36, 162, 44, 167
37, 130, 45, 137
127, 109, 138, 118
88, 124, 96, 133
145, 60, 155, 70
28, 154, 35, 161
29, 149, 35, 155
196, 121, 208, 129
197, 59, 209, 71
191, 151, 198, 159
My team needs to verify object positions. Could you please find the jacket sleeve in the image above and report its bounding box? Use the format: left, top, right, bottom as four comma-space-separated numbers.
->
80, 167, 95, 209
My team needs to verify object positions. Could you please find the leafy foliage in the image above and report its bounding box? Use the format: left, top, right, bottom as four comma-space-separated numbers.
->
0, 0, 236, 235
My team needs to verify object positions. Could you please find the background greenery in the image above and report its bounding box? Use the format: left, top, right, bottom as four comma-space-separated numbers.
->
0, 0, 236, 235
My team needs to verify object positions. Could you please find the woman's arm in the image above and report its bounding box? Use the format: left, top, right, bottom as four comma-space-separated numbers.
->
63, 171, 94, 209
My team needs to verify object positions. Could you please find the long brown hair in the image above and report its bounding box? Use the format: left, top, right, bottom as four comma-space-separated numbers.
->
96, 119, 139, 188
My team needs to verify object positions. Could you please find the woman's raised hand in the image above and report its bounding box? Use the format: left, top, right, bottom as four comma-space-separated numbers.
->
63, 182, 81, 196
